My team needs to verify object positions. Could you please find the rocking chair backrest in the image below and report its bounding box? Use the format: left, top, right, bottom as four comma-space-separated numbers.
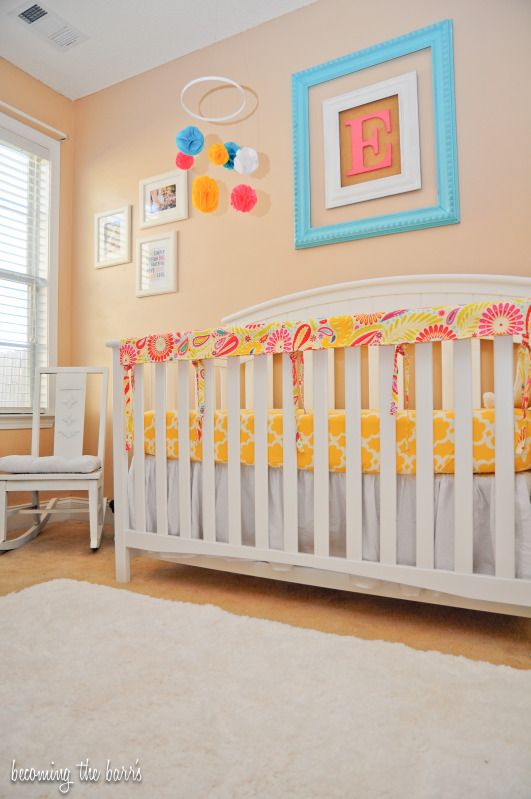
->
52, 371, 87, 458
31, 367, 109, 461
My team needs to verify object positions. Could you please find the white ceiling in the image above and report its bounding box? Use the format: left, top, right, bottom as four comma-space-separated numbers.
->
0, 0, 316, 100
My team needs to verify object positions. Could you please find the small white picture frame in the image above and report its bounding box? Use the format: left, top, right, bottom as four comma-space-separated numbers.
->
139, 170, 188, 229
136, 230, 178, 297
322, 71, 421, 209
94, 205, 131, 268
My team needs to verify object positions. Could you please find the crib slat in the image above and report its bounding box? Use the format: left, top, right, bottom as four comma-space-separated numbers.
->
177, 361, 192, 539
227, 357, 242, 546
313, 349, 329, 557
218, 363, 227, 409
415, 343, 434, 568
202, 359, 216, 542
166, 362, 177, 409
471, 338, 482, 409
494, 336, 515, 578
441, 341, 454, 409
345, 347, 362, 561
245, 360, 253, 409
267, 357, 274, 409
453, 340, 473, 573
379, 345, 396, 564
368, 347, 380, 409
254, 355, 269, 549
282, 353, 298, 553
132, 364, 146, 531
328, 349, 335, 410
154, 363, 168, 536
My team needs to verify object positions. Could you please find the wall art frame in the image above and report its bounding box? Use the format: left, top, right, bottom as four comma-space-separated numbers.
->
322, 71, 421, 209
94, 205, 131, 268
136, 230, 177, 297
292, 19, 460, 249
139, 170, 188, 229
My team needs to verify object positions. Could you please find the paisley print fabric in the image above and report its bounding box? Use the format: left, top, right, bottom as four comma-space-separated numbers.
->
121, 299, 531, 453
122, 300, 531, 366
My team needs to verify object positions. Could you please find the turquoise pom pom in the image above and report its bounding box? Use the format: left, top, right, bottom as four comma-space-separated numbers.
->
223, 141, 240, 170
176, 126, 204, 156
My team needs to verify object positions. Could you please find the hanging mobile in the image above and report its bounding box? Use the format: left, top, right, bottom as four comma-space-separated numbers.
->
180, 76, 246, 123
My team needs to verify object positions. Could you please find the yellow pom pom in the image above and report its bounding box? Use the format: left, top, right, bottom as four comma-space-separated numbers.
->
192, 175, 219, 213
208, 143, 229, 166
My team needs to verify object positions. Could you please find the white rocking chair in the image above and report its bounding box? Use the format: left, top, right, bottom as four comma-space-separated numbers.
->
0, 367, 109, 552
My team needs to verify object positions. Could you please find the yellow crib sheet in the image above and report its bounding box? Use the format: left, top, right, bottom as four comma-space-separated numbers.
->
143, 408, 530, 475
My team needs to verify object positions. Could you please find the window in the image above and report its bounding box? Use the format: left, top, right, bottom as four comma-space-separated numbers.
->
0, 113, 59, 422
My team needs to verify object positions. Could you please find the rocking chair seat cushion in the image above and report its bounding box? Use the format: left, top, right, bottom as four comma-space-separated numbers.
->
0, 455, 101, 474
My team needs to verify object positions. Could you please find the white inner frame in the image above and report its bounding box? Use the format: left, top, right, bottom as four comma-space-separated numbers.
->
136, 230, 178, 298
322, 71, 421, 209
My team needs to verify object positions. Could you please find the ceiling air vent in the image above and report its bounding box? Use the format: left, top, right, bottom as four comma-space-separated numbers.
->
18, 4, 47, 24
11, 2, 88, 51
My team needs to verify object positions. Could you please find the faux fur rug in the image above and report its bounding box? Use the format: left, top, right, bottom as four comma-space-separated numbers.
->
0, 580, 530, 798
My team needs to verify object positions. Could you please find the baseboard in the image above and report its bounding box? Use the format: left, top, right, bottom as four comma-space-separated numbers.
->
7, 497, 114, 532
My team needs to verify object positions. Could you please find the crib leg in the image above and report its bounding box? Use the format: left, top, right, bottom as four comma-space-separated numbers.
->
113, 502, 130, 581
115, 546, 131, 582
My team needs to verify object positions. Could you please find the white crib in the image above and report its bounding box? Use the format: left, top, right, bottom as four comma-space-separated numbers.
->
107, 274, 531, 616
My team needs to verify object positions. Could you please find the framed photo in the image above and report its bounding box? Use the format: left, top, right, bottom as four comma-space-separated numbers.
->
139, 170, 188, 229
292, 19, 459, 248
136, 230, 177, 297
94, 205, 131, 268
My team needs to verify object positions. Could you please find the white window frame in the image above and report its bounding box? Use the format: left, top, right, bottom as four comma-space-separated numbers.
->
0, 111, 59, 429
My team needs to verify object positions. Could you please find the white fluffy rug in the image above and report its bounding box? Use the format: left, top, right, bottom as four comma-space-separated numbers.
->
0, 580, 530, 799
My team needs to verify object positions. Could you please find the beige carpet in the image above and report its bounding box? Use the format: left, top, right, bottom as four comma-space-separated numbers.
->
0, 521, 530, 670
1, 578, 530, 798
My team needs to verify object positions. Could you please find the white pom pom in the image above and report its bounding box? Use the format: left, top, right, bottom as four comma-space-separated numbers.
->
234, 146, 259, 175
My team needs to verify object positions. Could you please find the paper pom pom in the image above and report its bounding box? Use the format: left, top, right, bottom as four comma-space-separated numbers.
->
175, 151, 194, 170
208, 143, 229, 166
192, 175, 219, 213
176, 126, 204, 156
223, 141, 240, 170
234, 146, 259, 175
230, 183, 257, 213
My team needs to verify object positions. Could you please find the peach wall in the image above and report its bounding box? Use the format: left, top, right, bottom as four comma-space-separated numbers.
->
71, 0, 531, 493
0, 58, 75, 463
2, 0, 531, 498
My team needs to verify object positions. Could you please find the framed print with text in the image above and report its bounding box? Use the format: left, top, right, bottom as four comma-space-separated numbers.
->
136, 230, 177, 297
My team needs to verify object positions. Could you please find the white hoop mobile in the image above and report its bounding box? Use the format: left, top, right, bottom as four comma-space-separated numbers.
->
180, 75, 246, 123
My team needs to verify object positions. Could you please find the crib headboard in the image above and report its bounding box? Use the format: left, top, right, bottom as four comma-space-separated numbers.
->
221, 274, 531, 325
221, 273, 531, 411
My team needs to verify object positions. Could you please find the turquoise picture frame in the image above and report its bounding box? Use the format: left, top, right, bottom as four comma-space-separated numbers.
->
292, 20, 460, 248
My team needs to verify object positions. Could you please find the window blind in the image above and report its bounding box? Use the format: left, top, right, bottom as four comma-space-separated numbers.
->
0, 131, 51, 412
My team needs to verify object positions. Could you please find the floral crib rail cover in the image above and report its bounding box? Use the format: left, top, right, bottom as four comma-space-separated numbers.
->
119, 299, 531, 454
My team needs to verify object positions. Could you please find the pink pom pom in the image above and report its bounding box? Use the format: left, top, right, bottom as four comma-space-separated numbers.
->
176, 151, 194, 170
230, 183, 258, 213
